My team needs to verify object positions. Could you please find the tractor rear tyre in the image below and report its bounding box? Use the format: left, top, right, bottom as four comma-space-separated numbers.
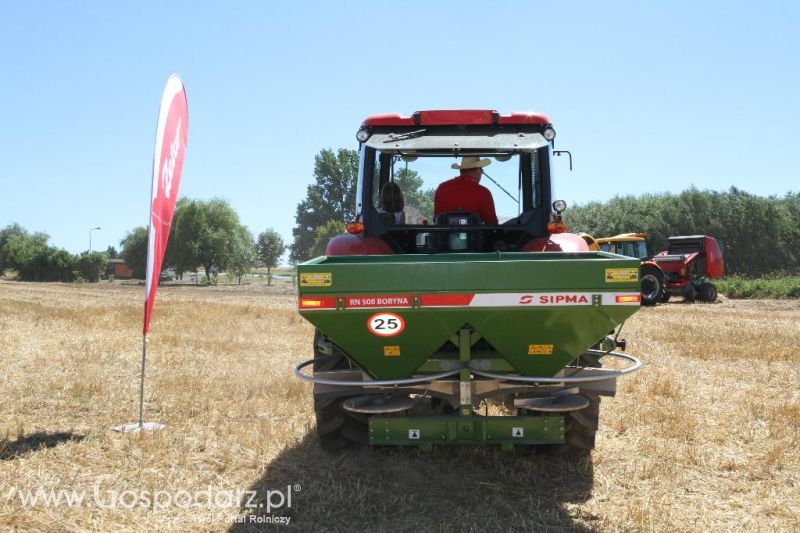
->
540, 394, 600, 456
541, 351, 601, 455
565, 393, 600, 451
312, 330, 368, 451
698, 282, 718, 303
640, 266, 665, 306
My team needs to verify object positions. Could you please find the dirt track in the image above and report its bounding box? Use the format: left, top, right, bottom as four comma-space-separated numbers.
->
0, 281, 798, 531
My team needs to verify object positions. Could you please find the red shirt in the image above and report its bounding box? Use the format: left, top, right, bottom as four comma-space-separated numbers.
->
434, 175, 498, 224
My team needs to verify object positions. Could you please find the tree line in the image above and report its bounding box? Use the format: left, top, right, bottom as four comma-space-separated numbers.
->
564, 187, 800, 276
8, 150, 792, 281
119, 198, 285, 284
0, 224, 107, 282
1, 198, 286, 284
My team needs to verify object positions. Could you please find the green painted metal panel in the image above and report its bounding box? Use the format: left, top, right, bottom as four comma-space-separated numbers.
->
299, 252, 639, 292
369, 415, 565, 446
298, 251, 640, 379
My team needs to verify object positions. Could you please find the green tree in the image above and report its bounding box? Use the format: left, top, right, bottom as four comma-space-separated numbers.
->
393, 167, 435, 221
47, 248, 77, 282
164, 197, 188, 277
0, 223, 27, 276
120, 227, 148, 279
3, 231, 76, 282
105, 245, 119, 259
256, 229, 285, 284
4, 231, 48, 279
228, 227, 255, 285
77, 252, 108, 282
310, 220, 346, 258
290, 148, 358, 263
171, 198, 249, 282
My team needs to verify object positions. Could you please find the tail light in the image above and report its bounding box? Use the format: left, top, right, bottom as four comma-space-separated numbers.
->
547, 221, 567, 234
346, 221, 364, 234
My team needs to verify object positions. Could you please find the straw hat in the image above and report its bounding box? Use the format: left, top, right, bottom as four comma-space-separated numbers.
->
451, 156, 491, 170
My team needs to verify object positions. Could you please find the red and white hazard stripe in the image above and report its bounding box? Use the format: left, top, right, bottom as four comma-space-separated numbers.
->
299, 292, 640, 310
420, 292, 639, 307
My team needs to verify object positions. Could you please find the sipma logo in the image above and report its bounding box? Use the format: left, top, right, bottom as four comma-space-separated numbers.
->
518, 294, 590, 305
160, 118, 182, 199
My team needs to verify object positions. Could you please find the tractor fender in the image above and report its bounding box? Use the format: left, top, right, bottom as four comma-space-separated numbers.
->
325, 233, 394, 256
522, 233, 591, 252
641, 260, 661, 271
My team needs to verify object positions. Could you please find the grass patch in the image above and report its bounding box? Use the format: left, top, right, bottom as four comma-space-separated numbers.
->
717, 275, 800, 299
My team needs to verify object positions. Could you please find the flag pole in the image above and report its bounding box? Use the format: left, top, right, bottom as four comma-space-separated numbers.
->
113, 74, 186, 433
139, 334, 147, 428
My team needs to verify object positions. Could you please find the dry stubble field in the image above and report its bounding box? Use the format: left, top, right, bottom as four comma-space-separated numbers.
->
0, 280, 798, 532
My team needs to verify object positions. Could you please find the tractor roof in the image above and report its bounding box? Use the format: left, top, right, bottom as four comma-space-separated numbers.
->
667, 235, 706, 241
362, 110, 551, 127
595, 233, 647, 243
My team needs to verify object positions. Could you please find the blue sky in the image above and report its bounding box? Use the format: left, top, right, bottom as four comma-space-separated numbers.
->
0, 1, 797, 257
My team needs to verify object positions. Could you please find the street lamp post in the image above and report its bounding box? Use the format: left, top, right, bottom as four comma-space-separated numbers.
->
89, 227, 101, 253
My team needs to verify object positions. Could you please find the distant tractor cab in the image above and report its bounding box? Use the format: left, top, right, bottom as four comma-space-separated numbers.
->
594, 233, 665, 306
652, 235, 724, 303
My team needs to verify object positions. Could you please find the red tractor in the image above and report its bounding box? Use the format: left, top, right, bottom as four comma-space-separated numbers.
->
652, 235, 724, 303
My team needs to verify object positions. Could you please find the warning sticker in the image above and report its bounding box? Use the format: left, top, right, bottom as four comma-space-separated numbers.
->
408, 429, 420, 440
300, 272, 332, 287
605, 268, 638, 283
383, 345, 401, 357
367, 312, 405, 337
512, 427, 524, 438
528, 344, 554, 355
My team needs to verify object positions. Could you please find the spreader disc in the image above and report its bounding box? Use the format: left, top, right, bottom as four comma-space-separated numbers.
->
342, 395, 415, 414
514, 395, 590, 412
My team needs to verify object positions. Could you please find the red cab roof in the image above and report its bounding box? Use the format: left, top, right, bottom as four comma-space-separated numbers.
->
362, 109, 551, 127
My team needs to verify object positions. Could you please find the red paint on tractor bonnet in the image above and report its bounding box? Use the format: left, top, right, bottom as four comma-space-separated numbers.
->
522, 233, 591, 253
325, 233, 394, 256
362, 110, 551, 127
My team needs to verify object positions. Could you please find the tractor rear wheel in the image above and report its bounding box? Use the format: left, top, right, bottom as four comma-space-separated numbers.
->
640, 266, 665, 306
539, 394, 600, 456
312, 330, 368, 451
541, 351, 601, 455
564, 394, 600, 451
698, 282, 718, 303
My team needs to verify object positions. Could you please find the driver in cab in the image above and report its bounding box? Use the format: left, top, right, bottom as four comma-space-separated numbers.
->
434, 156, 498, 224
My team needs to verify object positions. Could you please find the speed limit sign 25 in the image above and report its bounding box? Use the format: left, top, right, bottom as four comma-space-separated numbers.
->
367, 312, 405, 337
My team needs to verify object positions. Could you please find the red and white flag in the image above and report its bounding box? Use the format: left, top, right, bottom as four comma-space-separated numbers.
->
144, 75, 188, 335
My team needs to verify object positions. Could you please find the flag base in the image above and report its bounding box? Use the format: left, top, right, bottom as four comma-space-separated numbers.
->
112, 422, 167, 433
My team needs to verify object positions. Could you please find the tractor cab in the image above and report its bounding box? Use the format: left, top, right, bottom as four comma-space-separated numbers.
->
340, 110, 563, 254
596, 233, 650, 260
